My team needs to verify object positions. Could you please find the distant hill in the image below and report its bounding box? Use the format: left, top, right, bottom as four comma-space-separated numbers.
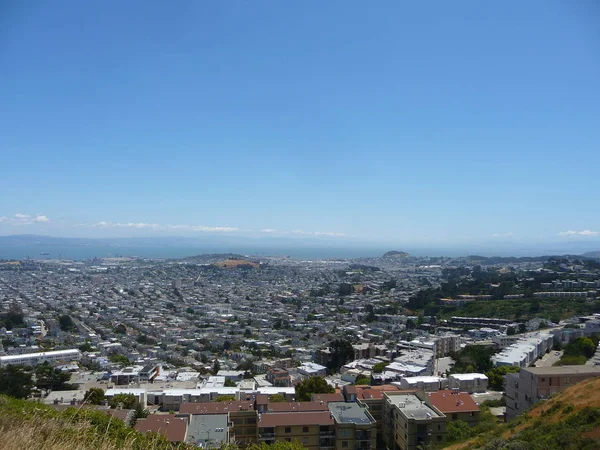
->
582, 251, 600, 259
382, 250, 410, 258
214, 258, 260, 269
445, 376, 600, 450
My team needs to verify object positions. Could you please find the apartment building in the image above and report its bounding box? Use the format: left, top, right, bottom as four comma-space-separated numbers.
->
328, 401, 377, 450
504, 366, 600, 420
426, 391, 480, 426
257, 411, 335, 450
267, 367, 292, 387
383, 392, 447, 450
179, 401, 257, 446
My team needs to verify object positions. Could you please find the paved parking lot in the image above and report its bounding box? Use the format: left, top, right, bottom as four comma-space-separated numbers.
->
534, 350, 563, 367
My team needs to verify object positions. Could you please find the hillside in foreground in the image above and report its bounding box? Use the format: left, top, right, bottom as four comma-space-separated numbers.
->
445, 377, 600, 450
0, 395, 186, 450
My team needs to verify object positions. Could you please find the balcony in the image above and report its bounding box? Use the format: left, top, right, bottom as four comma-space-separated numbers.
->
259, 433, 275, 440
320, 431, 335, 437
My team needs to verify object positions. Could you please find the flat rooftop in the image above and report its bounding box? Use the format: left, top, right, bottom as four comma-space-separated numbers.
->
524, 366, 600, 375
385, 393, 442, 420
328, 402, 375, 425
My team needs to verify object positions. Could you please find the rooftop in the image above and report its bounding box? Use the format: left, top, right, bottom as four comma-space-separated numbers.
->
179, 401, 254, 415
426, 391, 480, 413
258, 411, 334, 427
328, 402, 375, 425
385, 393, 442, 420
524, 366, 600, 376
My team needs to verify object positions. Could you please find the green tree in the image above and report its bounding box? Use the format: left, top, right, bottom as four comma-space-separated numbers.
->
35, 363, 74, 391
507, 326, 516, 336
0, 365, 34, 398
108, 393, 138, 409
372, 362, 388, 373
212, 359, 221, 375
84, 387, 105, 405
354, 375, 371, 385
224, 379, 237, 387
327, 339, 354, 373
115, 323, 127, 334
485, 366, 520, 391
216, 395, 236, 402
338, 283, 353, 296
58, 314, 75, 331
295, 376, 334, 401
108, 353, 130, 366
269, 394, 286, 402
247, 441, 306, 450
446, 420, 473, 443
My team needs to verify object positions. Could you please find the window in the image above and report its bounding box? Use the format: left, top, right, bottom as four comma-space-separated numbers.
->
437, 436, 442, 442
342, 441, 348, 448
303, 426, 309, 433
452, 414, 457, 420
302, 438, 309, 445
541, 378, 545, 382
285, 427, 291, 434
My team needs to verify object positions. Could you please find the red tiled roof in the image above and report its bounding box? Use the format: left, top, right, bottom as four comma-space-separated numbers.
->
266, 402, 329, 412
258, 411, 334, 427
135, 416, 187, 442
427, 391, 480, 413
255, 394, 269, 405
311, 393, 345, 403
358, 389, 384, 400
179, 401, 254, 415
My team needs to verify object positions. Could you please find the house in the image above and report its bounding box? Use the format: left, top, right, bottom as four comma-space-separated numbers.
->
135, 415, 188, 443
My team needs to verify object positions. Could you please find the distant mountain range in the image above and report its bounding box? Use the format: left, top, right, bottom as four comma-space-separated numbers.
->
582, 250, 600, 258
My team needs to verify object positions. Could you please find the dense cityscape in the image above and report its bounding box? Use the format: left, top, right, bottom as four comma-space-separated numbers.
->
1, 251, 599, 449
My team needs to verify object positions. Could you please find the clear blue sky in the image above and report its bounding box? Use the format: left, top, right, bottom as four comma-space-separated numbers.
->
1, 0, 599, 247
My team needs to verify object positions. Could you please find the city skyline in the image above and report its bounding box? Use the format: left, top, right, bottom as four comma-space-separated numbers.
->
1, 1, 599, 246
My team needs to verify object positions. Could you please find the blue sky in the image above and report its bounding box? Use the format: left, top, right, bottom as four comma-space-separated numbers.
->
1, 0, 599, 247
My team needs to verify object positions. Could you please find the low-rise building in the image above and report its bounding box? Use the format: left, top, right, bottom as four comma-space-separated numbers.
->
448, 373, 488, 393
504, 366, 600, 420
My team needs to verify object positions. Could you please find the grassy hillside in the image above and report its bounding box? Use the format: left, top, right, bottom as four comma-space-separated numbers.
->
444, 377, 600, 450
0, 395, 190, 450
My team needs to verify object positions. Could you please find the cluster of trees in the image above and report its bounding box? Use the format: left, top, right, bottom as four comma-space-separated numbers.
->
84, 390, 148, 423
58, 314, 75, 331
108, 353, 130, 366
295, 376, 334, 401
0, 303, 25, 330
486, 366, 520, 391
0, 363, 76, 398
449, 345, 495, 374
407, 265, 600, 321
326, 339, 354, 373
555, 335, 599, 366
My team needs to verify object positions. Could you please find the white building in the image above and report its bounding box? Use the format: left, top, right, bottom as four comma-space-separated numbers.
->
0, 349, 82, 368
448, 373, 488, 393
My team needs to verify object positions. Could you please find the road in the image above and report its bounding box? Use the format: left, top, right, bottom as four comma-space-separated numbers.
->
534, 350, 563, 367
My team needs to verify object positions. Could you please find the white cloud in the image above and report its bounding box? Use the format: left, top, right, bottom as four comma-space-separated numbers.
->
261, 228, 278, 233
87, 221, 238, 233
291, 229, 346, 237
558, 230, 600, 237
492, 232, 515, 238
0, 213, 51, 225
